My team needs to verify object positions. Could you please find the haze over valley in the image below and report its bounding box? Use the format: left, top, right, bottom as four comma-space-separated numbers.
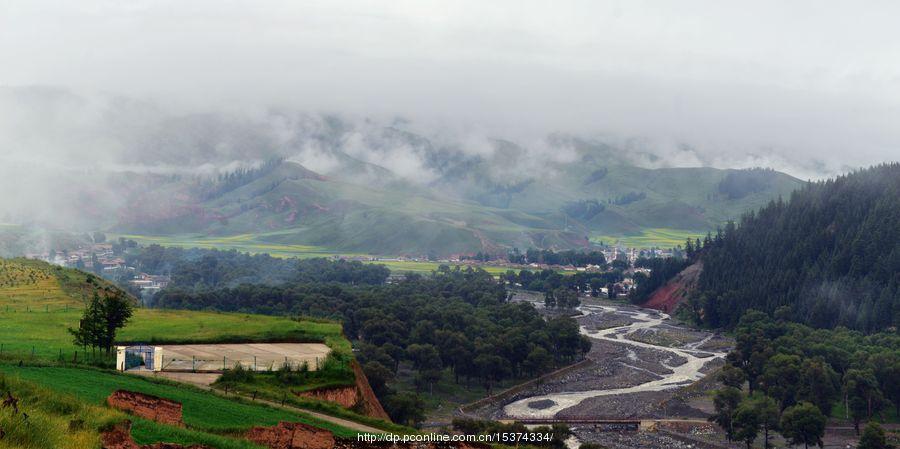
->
2, 2, 900, 449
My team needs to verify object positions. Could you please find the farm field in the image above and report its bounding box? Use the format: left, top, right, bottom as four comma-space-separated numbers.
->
114, 233, 519, 274
591, 227, 703, 249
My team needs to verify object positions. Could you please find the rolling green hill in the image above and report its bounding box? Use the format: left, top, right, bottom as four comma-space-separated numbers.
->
111, 155, 804, 255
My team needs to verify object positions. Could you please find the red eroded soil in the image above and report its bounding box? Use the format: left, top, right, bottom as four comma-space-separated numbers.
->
350, 360, 391, 421
101, 421, 211, 449
107, 390, 184, 426
295, 360, 391, 421
247, 421, 490, 449
246, 421, 335, 449
642, 262, 702, 313
296, 385, 358, 408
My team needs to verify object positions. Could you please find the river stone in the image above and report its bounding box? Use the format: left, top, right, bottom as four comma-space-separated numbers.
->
527, 399, 557, 410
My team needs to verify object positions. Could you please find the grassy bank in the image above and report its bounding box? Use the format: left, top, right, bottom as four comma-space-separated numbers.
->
214, 368, 415, 433
0, 364, 362, 438
0, 371, 267, 449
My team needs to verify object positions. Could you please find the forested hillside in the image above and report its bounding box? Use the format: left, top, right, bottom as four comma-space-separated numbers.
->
688, 163, 900, 331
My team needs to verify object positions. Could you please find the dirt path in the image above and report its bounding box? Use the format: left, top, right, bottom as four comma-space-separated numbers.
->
503, 303, 726, 419
242, 393, 386, 434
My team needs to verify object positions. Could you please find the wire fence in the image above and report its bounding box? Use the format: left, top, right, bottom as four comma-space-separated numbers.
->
0, 304, 83, 313
0, 343, 114, 366
159, 355, 325, 372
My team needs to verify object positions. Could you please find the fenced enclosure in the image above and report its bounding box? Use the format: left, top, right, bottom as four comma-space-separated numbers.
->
116, 343, 332, 373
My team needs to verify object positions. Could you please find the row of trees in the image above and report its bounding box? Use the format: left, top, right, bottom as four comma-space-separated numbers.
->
711, 310, 900, 448
122, 246, 390, 291
501, 268, 624, 298
543, 287, 580, 309
713, 386, 826, 449
506, 248, 606, 267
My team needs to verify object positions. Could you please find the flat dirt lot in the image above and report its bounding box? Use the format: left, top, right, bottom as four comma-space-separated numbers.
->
157, 343, 331, 372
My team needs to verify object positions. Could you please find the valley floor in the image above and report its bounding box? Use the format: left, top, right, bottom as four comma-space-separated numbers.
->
466, 296, 734, 448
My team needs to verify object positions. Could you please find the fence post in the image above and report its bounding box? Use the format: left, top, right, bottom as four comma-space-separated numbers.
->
223, 356, 226, 370
192, 356, 196, 372
31, 346, 35, 358
254, 356, 257, 371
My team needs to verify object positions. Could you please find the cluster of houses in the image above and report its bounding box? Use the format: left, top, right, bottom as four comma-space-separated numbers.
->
27, 243, 169, 294
29, 243, 126, 274
335, 245, 674, 275
126, 273, 170, 294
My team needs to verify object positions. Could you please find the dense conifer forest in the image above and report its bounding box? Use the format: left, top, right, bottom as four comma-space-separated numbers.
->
687, 164, 900, 332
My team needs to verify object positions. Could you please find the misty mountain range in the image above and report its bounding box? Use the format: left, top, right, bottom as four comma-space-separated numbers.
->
0, 87, 806, 254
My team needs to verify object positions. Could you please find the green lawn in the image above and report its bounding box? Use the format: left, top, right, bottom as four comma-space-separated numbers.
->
130, 418, 266, 449
591, 227, 704, 249
0, 258, 349, 359
0, 307, 348, 360
0, 365, 361, 438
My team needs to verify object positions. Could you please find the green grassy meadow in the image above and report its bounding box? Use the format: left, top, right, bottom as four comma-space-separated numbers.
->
0, 258, 350, 359
591, 227, 703, 249
0, 299, 349, 360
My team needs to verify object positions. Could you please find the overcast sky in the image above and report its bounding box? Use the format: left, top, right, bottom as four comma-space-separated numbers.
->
2, 0, 900, 177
